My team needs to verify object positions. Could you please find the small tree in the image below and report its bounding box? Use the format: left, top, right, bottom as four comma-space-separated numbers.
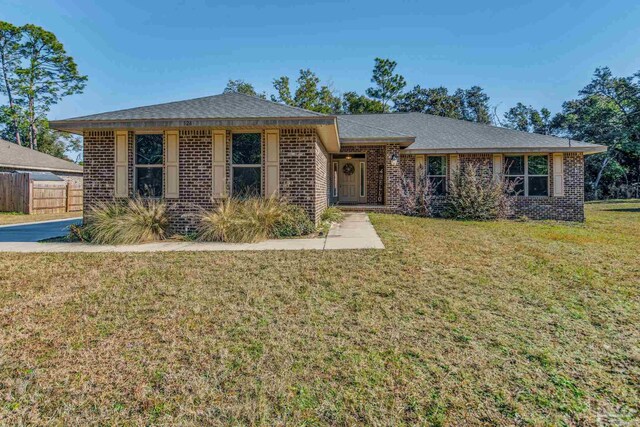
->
444, 162, 518, 220
397, 169, 435, 217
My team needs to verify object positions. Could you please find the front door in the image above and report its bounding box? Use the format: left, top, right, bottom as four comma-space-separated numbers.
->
338, 159, 359, 203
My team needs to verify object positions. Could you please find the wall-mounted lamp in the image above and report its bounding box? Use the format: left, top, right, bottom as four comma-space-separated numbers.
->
390, 153, 399, 166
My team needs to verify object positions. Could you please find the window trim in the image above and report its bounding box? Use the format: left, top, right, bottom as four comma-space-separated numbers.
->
134, 132, 164, 198
230, 132, 262, 197
332, 161, 338, 197
426, 155, 447, 195
359, 161, 366, 198
504, 154, 550, 197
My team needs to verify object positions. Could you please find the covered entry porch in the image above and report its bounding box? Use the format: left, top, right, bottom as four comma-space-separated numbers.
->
329, 144, 402, 208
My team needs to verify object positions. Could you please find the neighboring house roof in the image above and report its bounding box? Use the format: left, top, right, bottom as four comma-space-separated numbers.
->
0, 139, 83, 174
51, 92, 606, 154
337, 112, 606, 154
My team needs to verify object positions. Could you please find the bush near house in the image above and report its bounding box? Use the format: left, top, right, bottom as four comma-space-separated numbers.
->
80, 198, 168, 244
197, 197, 318, 243
444, 162, 518, 220
398, 162, 519, 220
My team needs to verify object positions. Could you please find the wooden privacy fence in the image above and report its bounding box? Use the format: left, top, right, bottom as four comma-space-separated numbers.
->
0, 173, 82, 214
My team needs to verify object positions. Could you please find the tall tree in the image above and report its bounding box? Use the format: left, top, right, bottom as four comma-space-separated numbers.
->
554, 67, 640, 198
458, 86, 491, 124
366, 58, 406, 112
15, 24, 87, 149
503, 103, 556, 134
342, 91, 384, 114
223, 79, 265, 99
396, 85, 463, 118
271, 69, 341, 114
0, 21, 23, 145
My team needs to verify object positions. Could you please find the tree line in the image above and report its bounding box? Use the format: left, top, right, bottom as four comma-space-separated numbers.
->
1, 20, 638, 199
226, 59, 639, 199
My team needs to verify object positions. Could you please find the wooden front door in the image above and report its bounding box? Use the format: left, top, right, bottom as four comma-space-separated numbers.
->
338, 159, 359, 203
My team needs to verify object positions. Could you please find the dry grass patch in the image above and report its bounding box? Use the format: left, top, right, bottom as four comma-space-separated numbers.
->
0, 201, 638, 425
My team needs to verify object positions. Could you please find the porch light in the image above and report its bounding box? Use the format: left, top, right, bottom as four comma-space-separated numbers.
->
390, 153, 399, 166
345, 155, 352, 160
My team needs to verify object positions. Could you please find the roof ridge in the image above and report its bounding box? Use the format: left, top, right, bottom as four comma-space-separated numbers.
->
226, 91, 328, 117
337, 115, 414, 138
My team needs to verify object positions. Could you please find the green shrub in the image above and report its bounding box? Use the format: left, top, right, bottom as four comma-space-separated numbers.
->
444, 162, 517, 220
273, 204, 315, 238
84, 198, 168, 244
321, 206, 345, 223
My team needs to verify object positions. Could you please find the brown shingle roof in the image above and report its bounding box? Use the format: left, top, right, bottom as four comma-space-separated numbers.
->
0, 139, 82, 174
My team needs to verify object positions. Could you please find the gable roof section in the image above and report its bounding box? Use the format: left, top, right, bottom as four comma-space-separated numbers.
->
0, 139, 82, 174
61, 92, 326, 121
337, 112, 606, 154
51, 92, 342, 152
337, 116, 414, 145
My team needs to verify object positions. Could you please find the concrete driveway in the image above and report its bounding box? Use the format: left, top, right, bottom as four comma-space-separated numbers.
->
0, 218, 82, 242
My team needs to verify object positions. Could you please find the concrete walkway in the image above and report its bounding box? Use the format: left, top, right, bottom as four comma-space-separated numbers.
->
0, 212, 384, 252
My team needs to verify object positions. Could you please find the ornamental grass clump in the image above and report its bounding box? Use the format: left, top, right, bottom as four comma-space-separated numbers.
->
197, 197, 314, 243
444, 162, 518, 220
84, 198, 168, 244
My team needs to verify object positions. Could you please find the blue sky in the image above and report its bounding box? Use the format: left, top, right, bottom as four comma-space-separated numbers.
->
3, 0, 640, 124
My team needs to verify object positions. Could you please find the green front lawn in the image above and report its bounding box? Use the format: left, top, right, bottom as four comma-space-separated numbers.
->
0, 201, 638, 425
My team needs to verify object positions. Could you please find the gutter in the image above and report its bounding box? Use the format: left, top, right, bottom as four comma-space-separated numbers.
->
401, 145, 608, 155
50, 116, 337, 134
0, 164, 83, 174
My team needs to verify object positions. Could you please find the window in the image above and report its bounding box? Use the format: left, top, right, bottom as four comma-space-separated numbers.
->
232, 133, 261, 197
135, 134, 163, 197
427, 156, 447, 195
504, 155, 549, 196
359, 161, 366, 197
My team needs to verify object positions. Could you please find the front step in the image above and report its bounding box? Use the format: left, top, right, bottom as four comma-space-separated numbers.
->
337, 205, 393, 213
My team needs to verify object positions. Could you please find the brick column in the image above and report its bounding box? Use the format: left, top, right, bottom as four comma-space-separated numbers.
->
385, 143, 401, 210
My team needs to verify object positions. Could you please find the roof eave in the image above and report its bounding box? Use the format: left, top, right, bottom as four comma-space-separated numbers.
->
0, 163, 83, 174
340, 137, 415, 147
401, 145, 608, 155
50, 116, 336, 134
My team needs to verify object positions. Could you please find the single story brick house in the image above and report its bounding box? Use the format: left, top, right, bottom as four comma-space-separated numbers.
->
51, 92, 605, 232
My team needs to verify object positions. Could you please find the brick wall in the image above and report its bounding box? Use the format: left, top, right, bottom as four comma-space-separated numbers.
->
83, 130, 116, 213
83, 127, 329, 234
399, 152, 585, 221
279, 128, 321, 223
385, 143, 402, 209
314, 138, 329, 220
164, 129, 215, 233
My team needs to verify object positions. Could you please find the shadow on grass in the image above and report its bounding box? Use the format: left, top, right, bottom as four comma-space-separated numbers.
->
586, 199, 640, 204
602, 208, 640, 212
